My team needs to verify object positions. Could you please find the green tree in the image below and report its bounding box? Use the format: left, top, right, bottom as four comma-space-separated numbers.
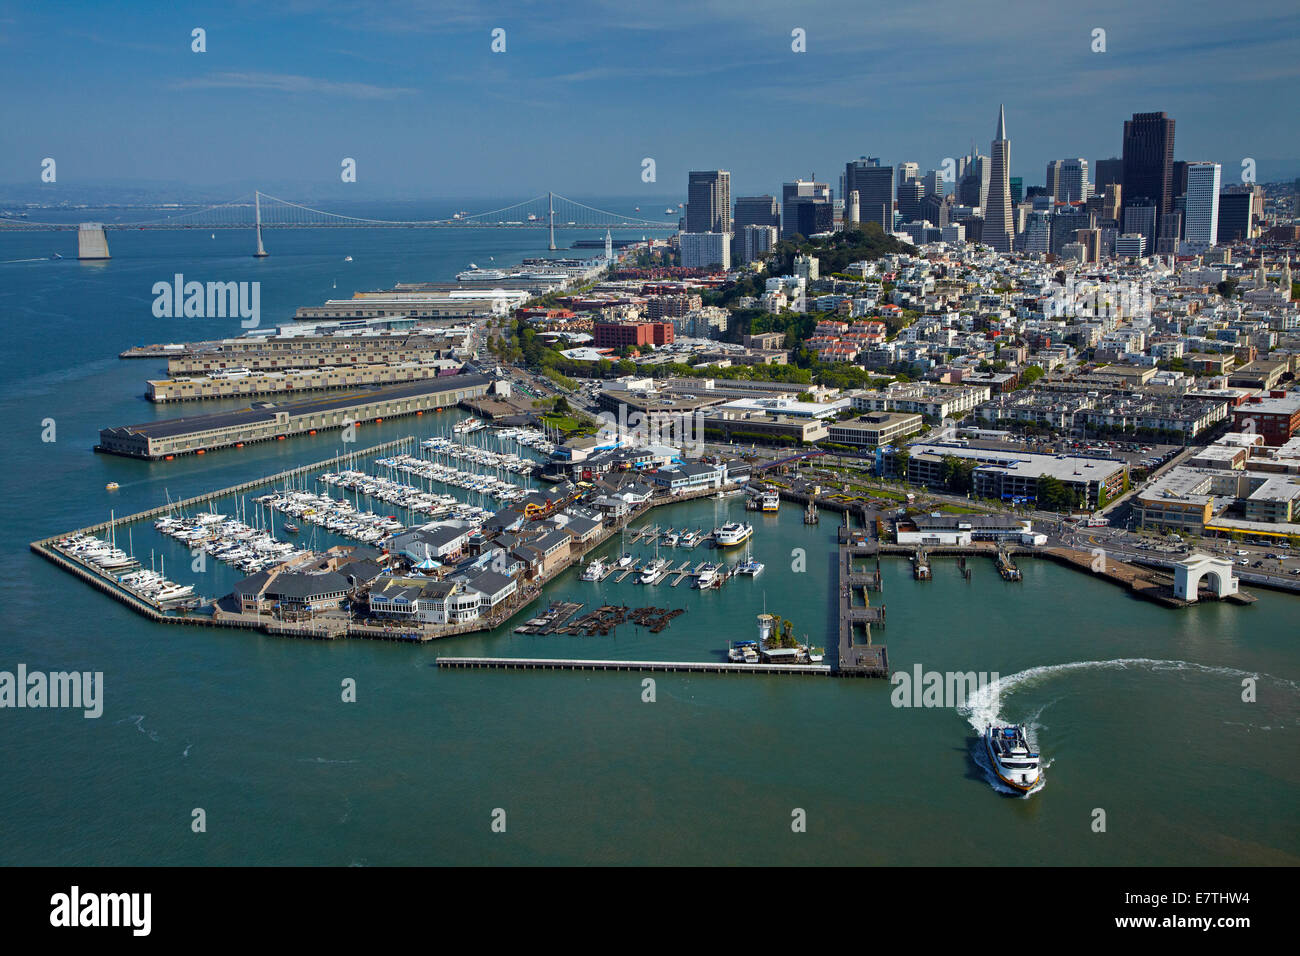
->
1036, 474, 1074, 512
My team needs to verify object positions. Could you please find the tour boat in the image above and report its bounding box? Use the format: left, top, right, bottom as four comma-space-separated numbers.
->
760, 491, 780, 512
713, 521, 753, 548
983, 724, 1043, 793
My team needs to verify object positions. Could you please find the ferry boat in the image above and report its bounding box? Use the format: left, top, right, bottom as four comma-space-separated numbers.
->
581, 557, 607, 581
639, 557, 669, 584
983, 724, 1042, 793
452, 417, 486, 435
693, 563, 720, 589
760, 491, 780, 512
713, 521, 753, 548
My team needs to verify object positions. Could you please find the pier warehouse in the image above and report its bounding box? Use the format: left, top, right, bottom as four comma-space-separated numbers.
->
98, 374, 493, 460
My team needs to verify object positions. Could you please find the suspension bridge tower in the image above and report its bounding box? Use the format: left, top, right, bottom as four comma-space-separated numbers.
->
253, 191, 269, 258
547, 192, 556, 251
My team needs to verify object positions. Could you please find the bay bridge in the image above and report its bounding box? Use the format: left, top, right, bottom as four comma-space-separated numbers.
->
0, 190, 679, 257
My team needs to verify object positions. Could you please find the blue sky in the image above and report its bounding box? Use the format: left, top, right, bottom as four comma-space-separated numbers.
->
1, 0, 1297, 201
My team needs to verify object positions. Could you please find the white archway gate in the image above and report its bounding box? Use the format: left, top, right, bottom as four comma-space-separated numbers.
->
1174, 554, 1239, 602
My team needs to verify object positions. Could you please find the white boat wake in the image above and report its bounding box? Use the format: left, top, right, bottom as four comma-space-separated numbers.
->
957, 658, 1296, 797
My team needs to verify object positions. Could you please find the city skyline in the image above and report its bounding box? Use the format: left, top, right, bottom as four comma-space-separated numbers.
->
2, 1, 1299, 200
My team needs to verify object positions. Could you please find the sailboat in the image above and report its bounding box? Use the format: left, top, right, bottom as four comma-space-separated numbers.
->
737, 540, 764, 576
616, 524, 633, 567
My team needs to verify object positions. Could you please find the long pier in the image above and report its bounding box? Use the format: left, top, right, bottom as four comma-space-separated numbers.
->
436, 656, 833, 676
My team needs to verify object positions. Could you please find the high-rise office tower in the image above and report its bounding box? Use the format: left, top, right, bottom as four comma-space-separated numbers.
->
731, 195, 780, 262
923, 169, 945, 197
1182, 162, 1220, 252
844, 158, 894, 231
686, 170, 732, 234
1172, 161, 1190, 203
1122, 112, 1175, 239
896, 162, 919, 185
918, 194, 950, 228
781, 179, 831, 239
1056, 159, 1090, 202
958, 155, 990, 209
1009, 177, 1023, 203
1094, 157, 1124, 189
1045, 161, 1062, 202
733, 195, 779, 230
897, 179, 925, 223
1218, 185, 1260, 243
984, 105, 1014, 253
1157, 213, 1183, 254
1124, 198, 1157, 252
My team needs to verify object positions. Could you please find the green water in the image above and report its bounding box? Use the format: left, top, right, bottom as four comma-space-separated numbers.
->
1, 224, 1296, 865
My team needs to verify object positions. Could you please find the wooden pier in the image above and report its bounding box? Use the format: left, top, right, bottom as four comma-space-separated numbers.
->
436, 656, 833, 676
835, 541, 889, 678
913, 550, 931, 580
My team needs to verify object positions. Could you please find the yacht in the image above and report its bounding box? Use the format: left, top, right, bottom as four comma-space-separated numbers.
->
983, 724, 1043, 793
581, 557, 607, 581
154, 582, 196, 602
639, 557, 669, 584
693, 563, 720, 589
663, 531, 680, 548
713, 521, 753, 548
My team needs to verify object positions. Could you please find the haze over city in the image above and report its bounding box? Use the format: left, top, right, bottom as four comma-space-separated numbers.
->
2, 0, 1298, 200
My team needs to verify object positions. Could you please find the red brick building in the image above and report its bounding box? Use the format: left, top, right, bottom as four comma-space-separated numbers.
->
1232, 391, 1300, 445
593, 321, 675, 349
